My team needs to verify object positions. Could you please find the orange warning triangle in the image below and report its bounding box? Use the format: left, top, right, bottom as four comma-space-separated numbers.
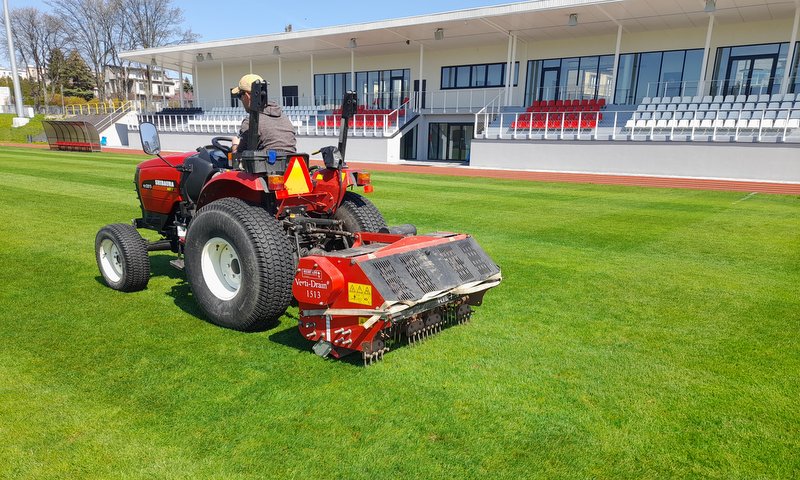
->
283, 156, 313, 196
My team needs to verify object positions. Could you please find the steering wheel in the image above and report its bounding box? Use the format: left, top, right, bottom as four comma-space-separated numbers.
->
211, 136, 233, 154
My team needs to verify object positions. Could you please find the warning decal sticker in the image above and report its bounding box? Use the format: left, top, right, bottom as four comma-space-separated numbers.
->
348, 283, 373, 306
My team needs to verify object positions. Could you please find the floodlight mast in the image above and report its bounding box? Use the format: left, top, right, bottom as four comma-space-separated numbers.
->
3, 0, 28, 126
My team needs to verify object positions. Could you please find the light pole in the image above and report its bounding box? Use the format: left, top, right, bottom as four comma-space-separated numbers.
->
3, 0, 29, 126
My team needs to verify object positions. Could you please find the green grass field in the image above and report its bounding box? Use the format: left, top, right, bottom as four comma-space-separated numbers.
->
0, 146, 798, 479
0, 114, 46, 144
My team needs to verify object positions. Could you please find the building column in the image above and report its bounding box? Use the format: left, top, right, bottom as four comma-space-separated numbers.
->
781, 6, 800, 94
179, 63, 185, 108
509, 34, 518, 105
194, 62, 200, 109
611, 24, 623, 103
278, 56, 283, 106
504, 34, 513, 106
220, 61, 226, 108
418, 43, 424, 111
350, 50, 355, 91
699, 14, 715, 96
310, 54, 315, 106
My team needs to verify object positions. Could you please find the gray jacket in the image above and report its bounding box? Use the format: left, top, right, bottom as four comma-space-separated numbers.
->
238, 101, 297, 153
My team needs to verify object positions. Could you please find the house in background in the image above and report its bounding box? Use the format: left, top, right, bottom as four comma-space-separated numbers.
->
104, 66, 185, 105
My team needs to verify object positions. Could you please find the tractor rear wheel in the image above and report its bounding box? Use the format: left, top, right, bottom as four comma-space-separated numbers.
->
184, 197, 294, 331
334, 191, 387, 233
95, 223, 150, 292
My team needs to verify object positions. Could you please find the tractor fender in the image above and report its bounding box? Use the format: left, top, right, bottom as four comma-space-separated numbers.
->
196, 170, 266, 210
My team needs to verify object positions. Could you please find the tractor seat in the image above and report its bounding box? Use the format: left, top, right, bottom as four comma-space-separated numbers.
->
181, 149, 222, 203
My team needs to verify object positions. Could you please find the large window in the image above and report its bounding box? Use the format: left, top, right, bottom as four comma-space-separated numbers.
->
712, 42, 792, 97
614, 48, 704, 104
428, 123, 473, 161
441, 62, 519, 89
791, 42, 800, 94
314, 69, 410, 109
524, 55, 615, 105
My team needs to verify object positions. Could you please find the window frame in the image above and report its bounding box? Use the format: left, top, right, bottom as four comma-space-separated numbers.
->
440, 62, 519, 90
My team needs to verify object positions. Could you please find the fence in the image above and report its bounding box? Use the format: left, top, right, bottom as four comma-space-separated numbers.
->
132, 103, 409, 138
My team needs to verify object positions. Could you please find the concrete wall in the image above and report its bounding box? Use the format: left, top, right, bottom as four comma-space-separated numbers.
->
124, 125, 800, 183
470, 140, 800, 183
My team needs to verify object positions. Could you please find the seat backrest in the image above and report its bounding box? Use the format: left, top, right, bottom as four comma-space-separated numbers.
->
181, 151, 219, 203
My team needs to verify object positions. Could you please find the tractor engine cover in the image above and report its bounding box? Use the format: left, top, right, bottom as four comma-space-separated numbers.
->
292, 231, 502, 364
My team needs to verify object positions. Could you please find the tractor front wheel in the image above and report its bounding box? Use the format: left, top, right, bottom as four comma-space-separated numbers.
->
184, 198, 294, 331
95, 223, 150, 292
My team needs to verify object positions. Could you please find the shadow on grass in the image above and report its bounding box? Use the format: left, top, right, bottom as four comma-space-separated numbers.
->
268, 312, 366, 368
151, 254, 286, 334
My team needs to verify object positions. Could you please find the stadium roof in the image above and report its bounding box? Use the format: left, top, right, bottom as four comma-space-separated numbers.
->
121, 0, 799, 71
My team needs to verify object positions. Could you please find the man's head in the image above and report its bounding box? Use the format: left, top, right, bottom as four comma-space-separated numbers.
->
231, 74, 264, 111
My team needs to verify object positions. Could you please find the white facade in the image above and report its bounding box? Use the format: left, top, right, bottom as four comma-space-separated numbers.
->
105, 66, 182, 102
0, 65, 37, 80
118, 0, 800, 177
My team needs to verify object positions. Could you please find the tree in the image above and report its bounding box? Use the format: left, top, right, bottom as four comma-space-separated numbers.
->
120, 0, 197, 107
182, 78, 193, 93
7, 7, 67, 108
47, 48, 67, 96
46, 0, 117, 101
62, 50, 95, 100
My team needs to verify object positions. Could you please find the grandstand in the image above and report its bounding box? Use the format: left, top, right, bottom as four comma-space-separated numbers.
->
117, 0, 800, 183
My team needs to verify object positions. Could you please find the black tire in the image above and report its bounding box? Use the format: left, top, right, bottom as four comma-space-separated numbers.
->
95, 223, 150, 292
334, 191, 388, 233
184, 197, 294, 331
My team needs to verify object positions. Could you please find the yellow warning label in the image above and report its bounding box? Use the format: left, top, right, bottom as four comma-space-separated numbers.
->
348, 283, 373, 306
284, 158, 312, 195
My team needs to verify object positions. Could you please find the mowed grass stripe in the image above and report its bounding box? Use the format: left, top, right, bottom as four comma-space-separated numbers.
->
0, 172, 140, 206
0, 148, 798, 478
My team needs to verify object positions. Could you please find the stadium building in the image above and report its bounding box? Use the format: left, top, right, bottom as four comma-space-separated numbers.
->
119, 0, 800, 183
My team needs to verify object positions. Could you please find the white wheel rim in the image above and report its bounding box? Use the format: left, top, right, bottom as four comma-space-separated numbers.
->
201, 237, 242, 301
99, 238, 123, 283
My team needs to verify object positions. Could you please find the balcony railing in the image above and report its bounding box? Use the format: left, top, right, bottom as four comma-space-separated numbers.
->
130, 104, 409, 138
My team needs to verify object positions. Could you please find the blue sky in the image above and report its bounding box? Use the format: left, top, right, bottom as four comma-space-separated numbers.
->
5, 0, 515, 43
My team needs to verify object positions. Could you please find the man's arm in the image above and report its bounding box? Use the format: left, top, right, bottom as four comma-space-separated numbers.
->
233, 117, 248, 152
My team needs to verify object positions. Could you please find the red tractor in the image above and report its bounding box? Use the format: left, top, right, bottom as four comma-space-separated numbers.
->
96, 85, 501, 364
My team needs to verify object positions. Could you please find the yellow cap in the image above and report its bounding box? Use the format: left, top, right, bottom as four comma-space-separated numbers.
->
231, 74, 264, 95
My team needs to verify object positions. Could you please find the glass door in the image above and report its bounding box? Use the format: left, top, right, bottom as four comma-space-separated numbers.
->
427, 123, 473, 161
390, 76, 404, 109
725, 54, 778, 96
539, 67, 560, 102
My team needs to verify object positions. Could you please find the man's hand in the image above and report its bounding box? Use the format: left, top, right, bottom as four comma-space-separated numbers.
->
231, 136, 240, 152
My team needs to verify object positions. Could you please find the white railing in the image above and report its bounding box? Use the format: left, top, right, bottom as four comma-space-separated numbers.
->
478, 107, 800, 143
416, 88, 505, 113
64, 102, 129, 115
131, 107, 408, 138
473, 92, 504, 137
95, 102, 133, 132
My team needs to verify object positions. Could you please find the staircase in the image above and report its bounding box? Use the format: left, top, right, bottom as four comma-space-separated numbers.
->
66, 102, 133, 136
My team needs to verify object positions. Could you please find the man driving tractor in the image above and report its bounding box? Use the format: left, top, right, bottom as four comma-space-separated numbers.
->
230, 73, 297, 154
